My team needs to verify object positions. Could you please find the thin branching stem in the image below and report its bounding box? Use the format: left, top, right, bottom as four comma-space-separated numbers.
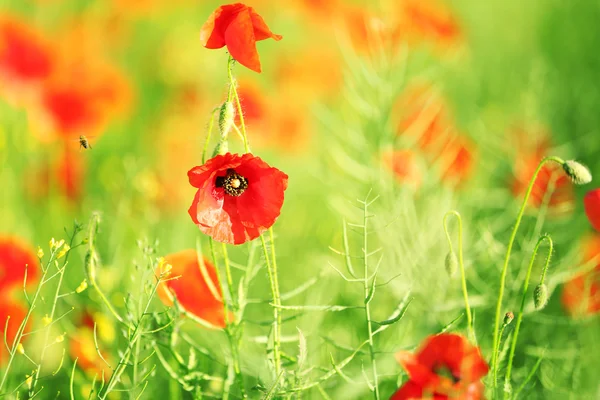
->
503, 235, 553, 397
261, 230, 282, 384
491, 156, 563, 392
227, 56, 250, 153
362, 196, 380, 400
443, 211, 474, 341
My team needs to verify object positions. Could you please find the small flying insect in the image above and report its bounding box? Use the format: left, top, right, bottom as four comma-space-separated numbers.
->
78, 135, 92, 150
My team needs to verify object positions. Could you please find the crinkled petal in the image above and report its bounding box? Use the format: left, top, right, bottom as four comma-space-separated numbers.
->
249, 8, 283, 41
396, 351, 442, 389
224, 9, 261, 73
200, 3, 247, 49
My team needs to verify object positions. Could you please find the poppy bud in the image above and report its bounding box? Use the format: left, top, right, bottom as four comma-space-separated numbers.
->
503, 312, 514, 325
562, 160, 592, 185
218, 101, 235, 138
533, 284, 549, 310
445, 251, 458, 277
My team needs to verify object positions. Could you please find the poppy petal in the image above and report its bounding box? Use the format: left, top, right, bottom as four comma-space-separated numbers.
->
249, 9, 282, 41
224, 9, 261, 73
585, 189, 600, 232
200, 3, 247, 49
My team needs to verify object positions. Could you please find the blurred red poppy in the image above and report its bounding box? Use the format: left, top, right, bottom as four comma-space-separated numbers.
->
396, 0, 462, 48
54, 147, 85, 202
392, 333, 488, 400
562, 235, 600, 317
157, 250, 225, 327
440, 138, 476, 184
0, 301, 27, 362
0, 17, 53, 86
200, 3, 282, 73
188, 153, 288, 245
0, 236, 39, 291
584, 189, 600, 232
70, 329, 112, 377
383, 150, 421, 188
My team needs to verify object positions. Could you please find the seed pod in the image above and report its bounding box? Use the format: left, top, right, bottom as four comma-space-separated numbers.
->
445, 251, 458, 277
562, 160, 592, 185
218, 101, 236, 138
533, 284, 549, 310
85, 250, 97, 283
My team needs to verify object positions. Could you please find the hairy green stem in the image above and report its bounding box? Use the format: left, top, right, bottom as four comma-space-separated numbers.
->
227, 56, 250, 153
490, 156, 563, 391
261, 231, 282, 384
503, 235, 553, 397
443, 211, 474, 342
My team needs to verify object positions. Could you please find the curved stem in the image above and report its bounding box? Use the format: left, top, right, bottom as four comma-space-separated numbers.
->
202, 107, 219, 164
490, 156, 563, 391
443, 211, 474, 342
227, 56, 250, 153
503, 235, 552, 397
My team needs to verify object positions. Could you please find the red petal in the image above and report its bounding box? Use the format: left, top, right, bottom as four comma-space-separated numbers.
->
200, 3, 247, 49
159, 250, 225, 327
585, 189, 600, 232
390, 381, 427, 400
396, 351, 442, 389
416, 334, 489, 384
249, 8, 283, 41
224, 9, 261, 73
0, 236, 38, 290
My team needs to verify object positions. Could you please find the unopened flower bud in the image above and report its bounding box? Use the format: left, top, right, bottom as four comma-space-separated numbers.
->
218, 101, 236, 138
49, 238, 56, 250
562, 160, 592, 185
85, 251, 97, 283
534, 284, 549, 310
37, 247, 44, 259
56, 239, 65, 249
16, 343, 24, 355
503, 312, 514, 326
75, 279, 88, 293
42, 314, 52, 326
26, 373, 33, 389
55, 334, 65, 343
445, 251, 458, 277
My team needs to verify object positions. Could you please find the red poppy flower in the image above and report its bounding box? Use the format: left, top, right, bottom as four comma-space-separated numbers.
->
0, 236, 39, 292
440, 138, 476, 184
55, 147, 85, 202
188, 153, 288, 245
562, 235, 600, 317
382, 150, 422, 188
585, 189, 600, 232
397, 0, 462, 47
200, 3, 282, 73
0, 17, 53, 85
511, 139, 574, 213
392, 333, 488, 400
0, 300, 27, 362
157, 250, 225, 327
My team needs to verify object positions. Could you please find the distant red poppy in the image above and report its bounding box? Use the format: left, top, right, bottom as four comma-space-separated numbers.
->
0, 236, 38, 291
0, 17, 53, 86
440, 138, 476, 184
157, 250, 225, 327
69, 329, 112, 377
383, 150, 421, 188
397, 0, 461, 48
562, 235, 600, 317
54, 147, 85, 202
200, 3, 282, 73
511, 140, 574, 213
584, 189, 600, 232
392, 333, 488, 400
188, 153, 288, 245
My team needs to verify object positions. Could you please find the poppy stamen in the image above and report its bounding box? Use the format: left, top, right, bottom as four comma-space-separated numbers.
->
216, 168, 248, 196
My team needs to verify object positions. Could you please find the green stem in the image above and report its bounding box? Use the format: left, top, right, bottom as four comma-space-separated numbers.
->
503, 235, 552, 398
490, 156, 563, 391
443, 211, 474, 342
363, 200, 380, 400
260, 231, 282, 383
227, 56, 250, 153
202, 107, 219, 164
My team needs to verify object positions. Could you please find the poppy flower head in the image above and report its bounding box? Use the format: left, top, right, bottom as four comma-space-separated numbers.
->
584, 189, 600, 232
562, 234, 600, 317
157, 250, 225, 327
382, 149, 422, 188
0, 236, 39, 292
0, 17, 53, 83
188, 153, 288, 245
392, 333, 488, 399
200, 3, 282, 73
0, 300, 27, 362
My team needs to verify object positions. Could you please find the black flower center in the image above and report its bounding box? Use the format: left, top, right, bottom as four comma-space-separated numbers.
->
215, 168, 248, 197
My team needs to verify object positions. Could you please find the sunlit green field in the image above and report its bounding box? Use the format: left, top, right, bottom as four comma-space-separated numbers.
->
1, 0, 600, 399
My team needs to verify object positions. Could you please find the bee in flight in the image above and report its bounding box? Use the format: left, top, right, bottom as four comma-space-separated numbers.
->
78, 135, 92, 150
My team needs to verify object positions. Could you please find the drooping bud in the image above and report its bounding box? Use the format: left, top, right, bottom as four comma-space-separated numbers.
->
75, 279, 88, 293
503, 312, 514, 326
562, 160, 592, 185
533, 284, 549, 310
445, 251, 458, 277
